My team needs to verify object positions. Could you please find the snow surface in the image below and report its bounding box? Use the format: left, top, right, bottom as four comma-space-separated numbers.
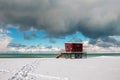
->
0, 57, 120, 80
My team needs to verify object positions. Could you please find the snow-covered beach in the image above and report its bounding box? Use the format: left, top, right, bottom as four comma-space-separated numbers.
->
0, 57, 120, 80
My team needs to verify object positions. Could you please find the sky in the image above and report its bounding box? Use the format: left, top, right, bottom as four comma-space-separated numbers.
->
0, 0, 120, 53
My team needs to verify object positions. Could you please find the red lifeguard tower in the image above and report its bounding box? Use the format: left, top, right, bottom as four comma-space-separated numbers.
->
65, 42, 83, 52
56, 42, 86, 58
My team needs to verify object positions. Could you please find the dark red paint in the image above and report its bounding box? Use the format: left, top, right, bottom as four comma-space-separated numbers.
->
65, 43, 83, 53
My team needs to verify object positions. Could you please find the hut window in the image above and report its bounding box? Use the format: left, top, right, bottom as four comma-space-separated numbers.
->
77, 45, 80, 47
66, 46, 68, 48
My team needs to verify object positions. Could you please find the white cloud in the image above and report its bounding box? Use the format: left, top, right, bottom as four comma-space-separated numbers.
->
109, 36, 120, 41
0, 34, 12, 52
0, 28, 10, 34
0, 28, 61, 53
8, 45, 61, 53
1, 36, 120, 53
83, 41, 120, 53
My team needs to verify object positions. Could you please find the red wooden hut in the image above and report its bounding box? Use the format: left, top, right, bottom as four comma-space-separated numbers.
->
56, 42, 86, 58
65, 42, 83, 53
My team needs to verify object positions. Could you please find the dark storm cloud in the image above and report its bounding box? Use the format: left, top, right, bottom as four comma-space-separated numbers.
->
0, 0, 120, 39
89, 37, 120, 48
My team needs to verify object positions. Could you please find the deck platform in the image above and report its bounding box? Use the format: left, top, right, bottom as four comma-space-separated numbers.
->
56, 52, 87, 59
